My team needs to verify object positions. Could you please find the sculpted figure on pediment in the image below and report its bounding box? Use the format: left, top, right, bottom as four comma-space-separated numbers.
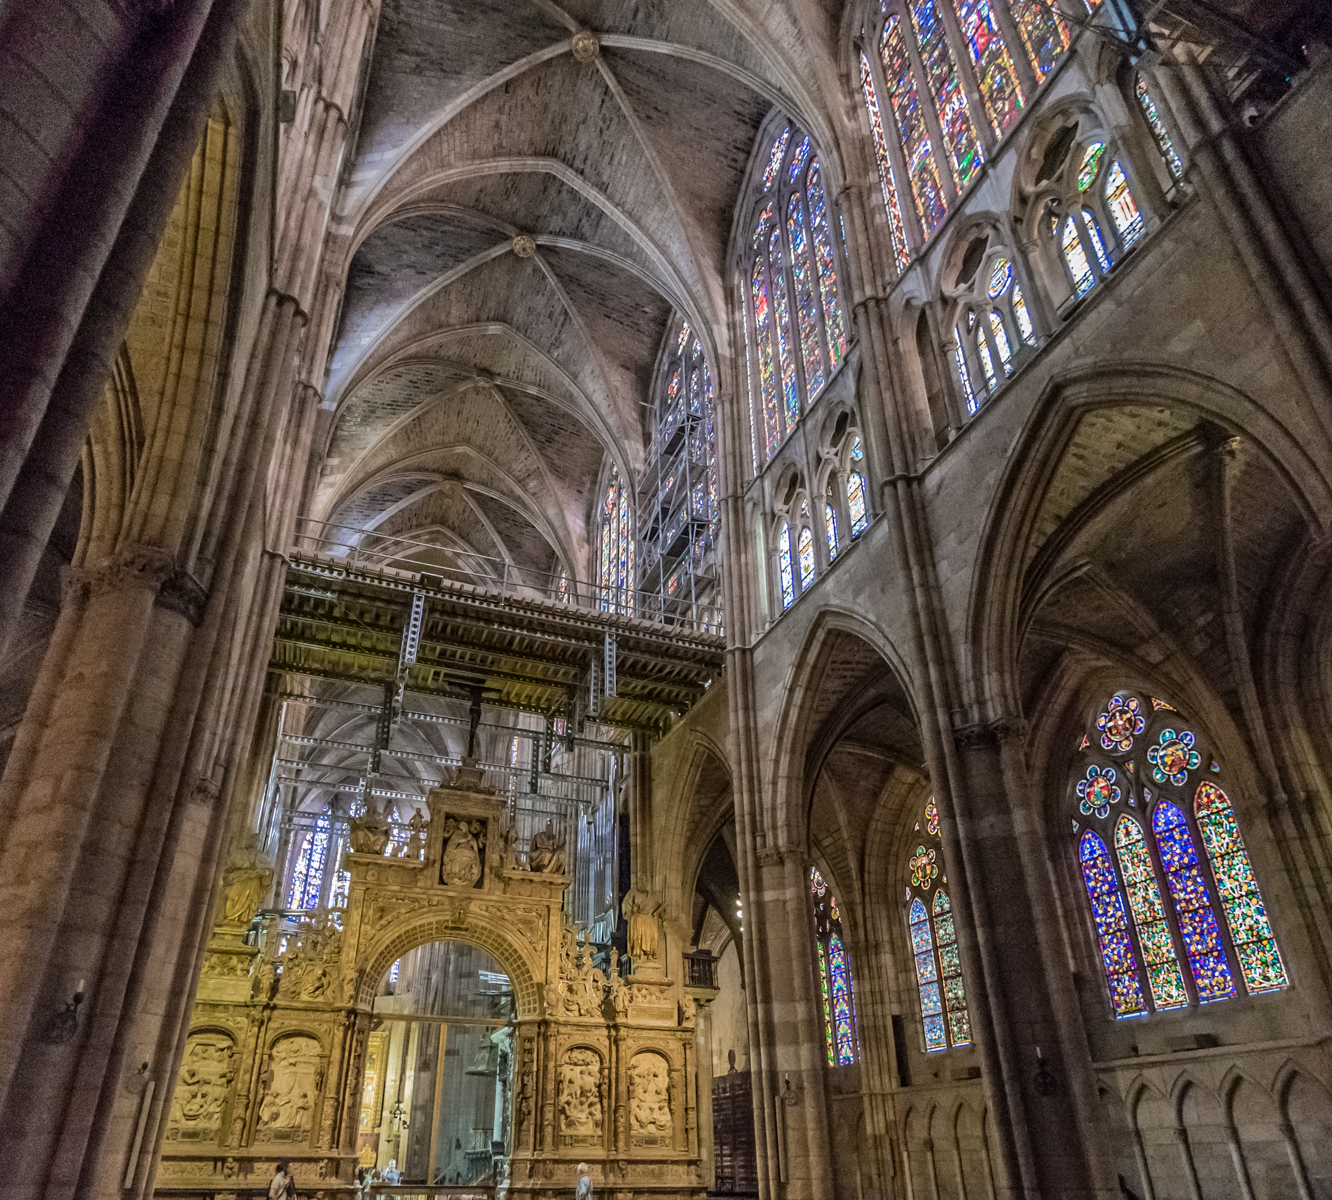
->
440, 816, 485, 887
220, 834, 273, 926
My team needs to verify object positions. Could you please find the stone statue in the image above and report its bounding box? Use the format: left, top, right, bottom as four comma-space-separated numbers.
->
219, 834, 273, 926
499, 818, 521, 871
401, 807, 428, 860
349, 803, 392, 855
440, 817, 484, 887
623, 888, 663, 961
528, 819, 566, 874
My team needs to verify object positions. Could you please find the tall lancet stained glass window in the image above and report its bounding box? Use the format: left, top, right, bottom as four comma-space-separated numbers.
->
810, 866, 857, 1065
598, 466, 635, 615
288, 811, 332, 910
1071, 689, 1287, 1019
907, 797, 971, 1050
861, 0, 1090, 270
743, 121, 850, 470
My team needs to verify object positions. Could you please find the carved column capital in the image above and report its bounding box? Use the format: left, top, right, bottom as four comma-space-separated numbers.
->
953, 716, 1028, 748
63, 545, 209, 625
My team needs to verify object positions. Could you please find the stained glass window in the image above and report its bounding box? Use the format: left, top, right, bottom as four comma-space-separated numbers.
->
1077, 141, 1106, 191
1071, 689, 1287, 1018
860, 53, 910, 273
826, 501, 840, 559
848, 471, 869, 537
1104, 162, 1145, 248
1011, 0, 1069, 83
1011, 284, 1036, 344
798, 525, 816, 590
988, 310, 1013, 374
880, 15, 948, 236
597, 467, 635, 614
907, 0, 984, 190
810, 866, 857, 1064
288, 813, 331, 910
743, 123, 852, 470
907, 796, 970, 1049
1062, 216, 1095, 297
976, 329, 997, 390
1084, 209, 1111, 271
951, 0, 1025, 138
1194, 782, 1287, 993
778, 522, 795, 608
1135, 76, 1184, 181
953, 326, 977, 411
1079, 829, 1147, 1017
1114, 816, 1188, 1010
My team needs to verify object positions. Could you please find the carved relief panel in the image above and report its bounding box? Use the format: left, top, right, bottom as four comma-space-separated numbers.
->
558, 1047, 603, 1146
166, 1032, 236, 1143
628, 1051, 673, 1145
256, 1035, 322, 1143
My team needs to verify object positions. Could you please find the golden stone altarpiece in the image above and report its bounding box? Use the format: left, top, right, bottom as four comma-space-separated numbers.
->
154, 776, 705, 1199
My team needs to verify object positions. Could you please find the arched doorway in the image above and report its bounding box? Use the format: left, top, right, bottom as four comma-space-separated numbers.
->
360, 940, 516, 1185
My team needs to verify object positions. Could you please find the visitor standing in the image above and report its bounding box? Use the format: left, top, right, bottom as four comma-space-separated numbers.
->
269, 1161, 293, 1200
575, 1163, 593, 1200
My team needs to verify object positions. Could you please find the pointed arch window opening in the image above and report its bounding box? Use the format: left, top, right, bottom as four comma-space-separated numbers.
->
744, 123, 853, 471
643, 318, 720, 624
778, 521, 795, 609
825, 499, 840, 559
597, 467, 635, 616
288, 811, 332, 911
847, 436, 870, 537
907, 797, 972, 1050
810, 866, 858, 1065
1134, 75, 1184, 182
1071, 689, 1288, 1018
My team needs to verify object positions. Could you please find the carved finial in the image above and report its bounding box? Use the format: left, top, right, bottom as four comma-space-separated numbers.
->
571, 31, 600, 62
512, 235, 536, 259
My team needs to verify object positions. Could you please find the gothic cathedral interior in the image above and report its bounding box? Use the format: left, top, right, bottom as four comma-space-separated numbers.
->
1, 1, 1331, 1199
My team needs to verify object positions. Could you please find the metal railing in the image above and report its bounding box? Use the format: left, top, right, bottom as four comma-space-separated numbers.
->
684, 949, 719, 988
292, 517, 724, 636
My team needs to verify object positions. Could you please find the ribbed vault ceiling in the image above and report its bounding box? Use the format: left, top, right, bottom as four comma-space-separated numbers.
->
316, 0, 841, 585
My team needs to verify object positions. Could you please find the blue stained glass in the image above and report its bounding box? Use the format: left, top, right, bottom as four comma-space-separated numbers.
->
768, 226, 800, 426
1136, 76, 1184, 181
1011, 0, 1070, 83
1084, 210, 1111, 271
1079, 829, 1147, 1016
787, 134, 811, 183
910, 0, 984, 190
826, 502, 840, 560
910, 898, 933, 951
1062, 216, 1095, 297
798, 525, 815, 590
909, 897, 948, 1051
829, 934, 856, 1064
915, 950, 938, 982
816, 940, 835, 1064
1152, 801, 1236, 1001
923, 1013, 947, 1048
288, 814, 331, 909
848, 472, 868, 536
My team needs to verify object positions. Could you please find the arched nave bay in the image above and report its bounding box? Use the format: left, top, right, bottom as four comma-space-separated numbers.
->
0, 2, 1331, 1200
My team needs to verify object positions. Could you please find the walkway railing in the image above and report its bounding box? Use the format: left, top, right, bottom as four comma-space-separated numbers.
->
292, 517, 724, 636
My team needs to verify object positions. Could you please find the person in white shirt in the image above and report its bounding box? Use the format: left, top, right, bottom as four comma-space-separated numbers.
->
268, 1162, 293, 1200
575, 1163, 593, 1200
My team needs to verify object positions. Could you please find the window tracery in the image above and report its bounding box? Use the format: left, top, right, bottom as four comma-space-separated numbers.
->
948, 236, 1038, 411
1072, 689, 1288, 1019
810, 866, 858, 1065
742, 120, 850, 469
907, 796, 971, 1050
640, 318, 718, 622
597, 466, 635, 615
858, 0, 1094, 269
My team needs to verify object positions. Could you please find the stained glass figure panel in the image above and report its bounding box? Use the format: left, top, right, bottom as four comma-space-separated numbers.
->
1012, 285, 1036, 345
909, 0, 984, 190
951, 0, 1025, 137
1104, 161, 1145, 248
1079, 829, 1147, 1016
1077, 142, 1107, 191
988, 310, 1013, 375
778, 522, 795, 608
788, 194, 826, 395
1011, 0, 1069, 82
1152, 800, 1236, 1001
829, 934, 856, 1064
1115, 816, 1188, 1010
1194, 782, 1288, 993
817, 940, 836, 1064
288, 814, 331, 910
881, 15, 948, 236
826, 502, 840, 559
932, 889, 971, 1046
798, 525, 816, 590
763, 128, 791, 190
910, 897, 948, 1051
807, 160, 848, 371
769, 224, 800, 426
848, 471, 869, 537
750, 255, 782, 456
860, 53, 910, 272
1062, 215, 1095, 297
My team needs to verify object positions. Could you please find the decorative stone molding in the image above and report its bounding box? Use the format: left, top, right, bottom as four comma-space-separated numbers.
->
571, 31, 600, 62
755, 845, 785, 867
512, 234, 537, 258
953, 716, 1028, 748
